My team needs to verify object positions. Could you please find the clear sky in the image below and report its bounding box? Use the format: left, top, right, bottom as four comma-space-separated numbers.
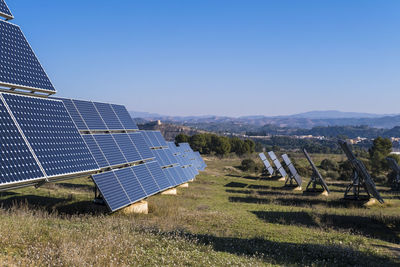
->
7, 0, 400, 117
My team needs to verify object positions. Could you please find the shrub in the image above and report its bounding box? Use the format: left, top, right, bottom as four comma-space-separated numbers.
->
240, 159, 257, 172
320, 159, 338, 171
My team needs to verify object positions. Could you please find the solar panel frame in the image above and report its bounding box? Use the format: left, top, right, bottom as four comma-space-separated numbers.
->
0, 0, 13, 20
0, 20, 56, 93
282, 154, 302, 186
267, 151, 287, 178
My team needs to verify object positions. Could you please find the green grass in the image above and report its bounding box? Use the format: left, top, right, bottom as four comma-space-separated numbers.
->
0, 155, 399, 266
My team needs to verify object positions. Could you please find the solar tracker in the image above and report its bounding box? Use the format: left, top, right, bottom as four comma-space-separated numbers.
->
338, 140, 384, 203
131, 163, 160, 196
128, 132, 154, 160
92, 171, 131, 212
267, 151, 287, 178
111, 104, 138, 130
170, 166, 185, 184
112, 133, 142, 163
93, 102, 124, 130
144, 131, 162, 148
258, 153, 274, 176
165, 148, 178, 165
92, 134, 127, 166
0, 21, 56, 93
0, 97, 45, 185
82, 135, 109, 168
282, 154, 302, 186
386, 157, 400, 190
0, 0, 13, 20
167, 142, 179, 155
163, 168, 179, 186
303, 149, 329, 193
72, 100, 107, 131
114, 167, 147, 203
2, 93, 99, 177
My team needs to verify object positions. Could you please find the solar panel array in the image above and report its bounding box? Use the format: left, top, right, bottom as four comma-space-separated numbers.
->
0, 0, 13, 20
281, 154, 302, 186
259, 152, 274, 176
267, 151, 287, 178
0, 1, 207, 213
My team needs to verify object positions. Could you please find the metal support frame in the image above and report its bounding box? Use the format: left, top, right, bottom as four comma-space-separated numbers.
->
343, 170, 370, 201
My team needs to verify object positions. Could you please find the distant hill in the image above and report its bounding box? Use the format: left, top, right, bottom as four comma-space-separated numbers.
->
130, 110, 400, 129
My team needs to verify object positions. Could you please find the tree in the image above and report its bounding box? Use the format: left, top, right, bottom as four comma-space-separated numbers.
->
369, 137, 392, 175
244, 139, 255, 153
190, 134, 207, 153
211, 135, 231, 156
175, 134, 189, 145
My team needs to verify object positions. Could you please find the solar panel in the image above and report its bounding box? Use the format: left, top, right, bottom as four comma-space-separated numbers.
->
258, 153, 274, 176
93, 102, 124, 130
128, 132, 154, 160
112, 133, 142, 163
281, 154, 302, 186
82, 135, 109, 168
164, 148, 178, 165
113, 167, 147, 203
146, 161, 172, 190
173, 166, 186, 183
92, 134, 127, 166
0, 97, 44, 185
131, 164, 159, 196
0, 0, 13, 20
58, 98, 88, 130
339, 140, 384, 203
2, 93, 99, 177
303, 149, 329, 193
0, 21, 56, 93
167, 142, 179, 155
153, 131, 168, 147
267, 151, 287, 178
163, 168, 178, 186
145, 131, 162, 148
72, 100, 107, 130
92, 171, 131, 212
111, 104, 138, 130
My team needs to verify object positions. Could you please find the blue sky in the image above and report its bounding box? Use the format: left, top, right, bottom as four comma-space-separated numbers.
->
7, 0, 400, 117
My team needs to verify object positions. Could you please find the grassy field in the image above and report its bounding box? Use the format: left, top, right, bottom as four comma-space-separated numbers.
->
0, 155, 399, 266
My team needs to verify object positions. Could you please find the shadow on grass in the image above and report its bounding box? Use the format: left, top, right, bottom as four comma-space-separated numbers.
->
247, 184, 271, 190
225, 182, 248, 188
226, 174, 242, 178
56, 182, 94, 192
0, 195, 107, 216
229, 196, 271, 204
172, 231, 399, 266
226, 189, 293, 197
241, 175, 260, 181
253, 210, 400, 244
225, 189, 253, 195
274, 197, 366, 208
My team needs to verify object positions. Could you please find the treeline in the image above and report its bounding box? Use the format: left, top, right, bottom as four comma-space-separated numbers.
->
255, 136, 342, 154
175, 133, 256, 156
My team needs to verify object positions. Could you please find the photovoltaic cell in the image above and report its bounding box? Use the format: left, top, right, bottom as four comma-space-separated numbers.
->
92, 171, 130, 212
57, 98, 88, 130
2, 93, 98, 177
128, 132, 154, 160
131, 164, 159, 196
0, 0, 13, 20
112, 133, 141, 163
170, 166, 184, 184
111, 104, 138, 130
82, 135, 109, 168
0, 97, 44, 184
146, 161, 172, 190
0, 21, 55, 92
92, 134, 126, 166
163, 168, 178, 186
93, 102, 123, 130
113, 167, 146, 203
72, 100, 107, 130
164, 148, 178, 165
143, 131, 161, 148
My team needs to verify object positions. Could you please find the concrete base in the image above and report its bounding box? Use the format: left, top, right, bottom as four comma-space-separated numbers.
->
294, 186, 302, 191
278, 177, 286, 181
364, 198, 377, 207
178, 183, 189, 188
189, 179, 194, 182
161, 188, 177, 195
121, 200, 148, 215
321, 190, 329, 196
